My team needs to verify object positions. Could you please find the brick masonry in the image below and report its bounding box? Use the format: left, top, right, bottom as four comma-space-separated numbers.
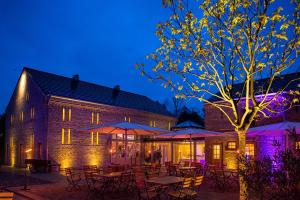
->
5, 70, 176, 168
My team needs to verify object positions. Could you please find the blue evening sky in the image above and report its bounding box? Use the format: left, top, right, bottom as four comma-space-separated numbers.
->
0, 1, 298, 115
0, 0, 202, 114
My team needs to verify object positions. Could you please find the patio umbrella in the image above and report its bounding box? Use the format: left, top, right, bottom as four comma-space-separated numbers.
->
80, 122, 170, 160
247, 121, 300, 136
159, 128, 224, 166
246, 121, 300, 150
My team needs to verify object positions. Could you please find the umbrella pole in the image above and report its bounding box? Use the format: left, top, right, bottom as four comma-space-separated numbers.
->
190, 134, 192, 167
125, 129, 128, 162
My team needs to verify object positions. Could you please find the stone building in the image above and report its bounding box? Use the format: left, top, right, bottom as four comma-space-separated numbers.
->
5, 67, 176, 168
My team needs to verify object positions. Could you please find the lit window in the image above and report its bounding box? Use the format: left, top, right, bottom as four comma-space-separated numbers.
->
68, 108, 71, 121
168, 122, 171, 130
96, 132, 99, 145
245, 143, 255, 157
124, 116, 131, 123
91, 132, 94, 145
91, 112, 94, 124
213, 144, 221, 159
68, 129, 71, 144
96, 113, 99, 124
30, 107, 35, 119
62, 128, 65, 144
153, 121, 156, 127
227, 141, 237, 150
295, 141, 300, 149
150, 121, 153, 127
127, 135, 135, 140
19, 112, 24, 122
62, 108, 66, 121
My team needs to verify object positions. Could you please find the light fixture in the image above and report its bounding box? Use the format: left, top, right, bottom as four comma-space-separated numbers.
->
25, 149, 32, 153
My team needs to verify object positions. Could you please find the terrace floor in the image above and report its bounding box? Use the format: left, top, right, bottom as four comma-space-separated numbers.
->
0, 165, 239, 200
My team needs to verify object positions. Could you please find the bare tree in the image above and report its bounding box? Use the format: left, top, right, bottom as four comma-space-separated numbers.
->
172, 96, 185, 117
137, 0, 300, 199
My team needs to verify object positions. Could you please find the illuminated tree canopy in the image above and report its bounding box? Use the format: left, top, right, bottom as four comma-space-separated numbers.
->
138, 0, 300, 132
137, 0, 300, 198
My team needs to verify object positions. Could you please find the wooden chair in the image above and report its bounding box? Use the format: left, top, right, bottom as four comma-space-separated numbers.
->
84, 171, 106, 198
183, 161, 190, 167
183, 176, 204, 199
168, 165, 178, 176
0, 192, 14, 200
65, 168, 82, 191
133, 167, 160, 199
118, 171, 133, 192
168, 177, 192, 200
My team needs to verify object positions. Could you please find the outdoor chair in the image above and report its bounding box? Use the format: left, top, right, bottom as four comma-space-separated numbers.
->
165, 161, 171, 167
84, 171, 106, 198
103, 166, 113, 174
168, 165, 178, 176
135, 172, 161, 200
0, 192, 14, 200
65, 168, 82, 191
118, 171, 134, 192
146, 166, 160, 179
195, 165, 203, 176
182, 176, 204, 199
167, 177, 192, 200
183, 161, 190, 167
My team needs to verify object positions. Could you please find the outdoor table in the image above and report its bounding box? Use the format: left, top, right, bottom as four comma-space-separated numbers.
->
146, 176, 184, 186
100, 172, 123, 178
179, 167, 196, 170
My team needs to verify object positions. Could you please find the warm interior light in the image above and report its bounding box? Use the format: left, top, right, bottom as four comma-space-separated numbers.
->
110, 149, 113, 153
25, 149, 32, 153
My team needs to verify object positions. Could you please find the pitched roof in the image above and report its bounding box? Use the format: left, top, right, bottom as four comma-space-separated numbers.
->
172, 120, 203, 130
24, 67, 174, 117
209, 72, 300, 102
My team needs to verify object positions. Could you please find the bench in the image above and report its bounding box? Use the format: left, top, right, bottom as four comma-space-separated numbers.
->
0, 192, 14, 200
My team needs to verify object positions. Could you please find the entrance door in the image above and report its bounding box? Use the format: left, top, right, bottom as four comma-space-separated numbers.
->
196, 141, 205, 164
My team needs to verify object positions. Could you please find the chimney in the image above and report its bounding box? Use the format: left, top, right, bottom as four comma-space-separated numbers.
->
112, 85, 120, 100
71, 74, 79, 90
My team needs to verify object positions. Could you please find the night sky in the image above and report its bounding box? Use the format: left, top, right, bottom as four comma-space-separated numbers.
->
0, 0, 200, 114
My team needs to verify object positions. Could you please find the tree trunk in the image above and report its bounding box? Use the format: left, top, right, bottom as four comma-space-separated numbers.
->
238, 130, 248, 200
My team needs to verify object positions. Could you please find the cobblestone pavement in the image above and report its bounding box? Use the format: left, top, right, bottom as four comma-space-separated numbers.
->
1, 166, 239, 200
